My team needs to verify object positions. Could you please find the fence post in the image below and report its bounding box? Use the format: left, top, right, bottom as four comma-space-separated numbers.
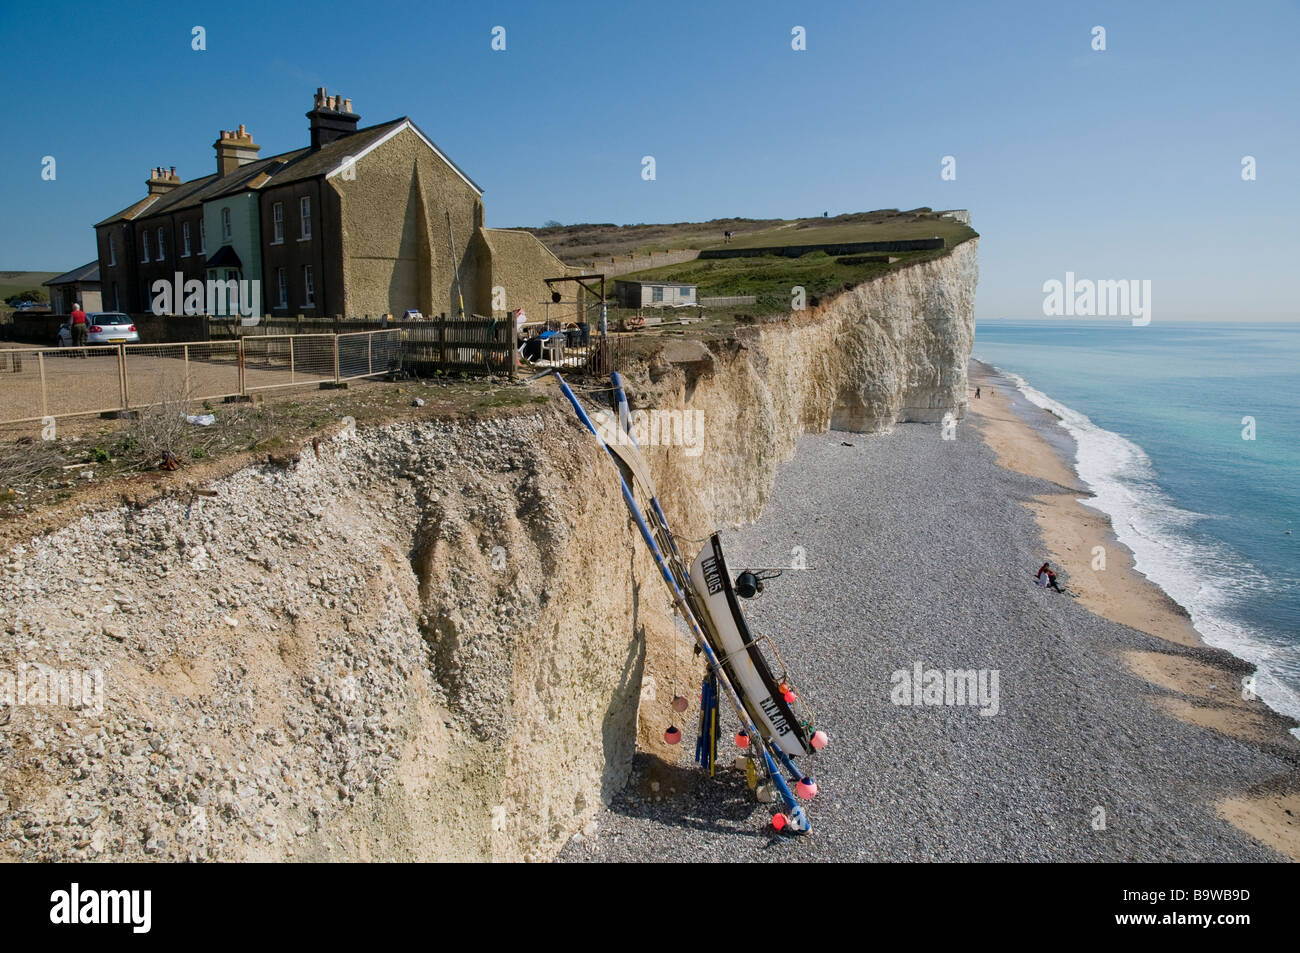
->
118, 343, 129, 411
438, 319, 446, 370
37, 351, 48, 419
290, 337, 295, 383
333, 335, 340, 384
367, 333, 373, 376
183, 344, 190, 396
238, 338, 246, 396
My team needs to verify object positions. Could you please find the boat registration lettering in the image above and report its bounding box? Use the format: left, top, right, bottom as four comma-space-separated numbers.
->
701, 555, 724, 596
760, 696, 792, 736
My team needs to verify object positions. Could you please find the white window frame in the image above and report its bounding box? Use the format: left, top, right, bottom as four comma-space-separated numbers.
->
299, 197, 312, 240
277, 267, 288, 308
272, 202, 284, 244
182, 222, 191, 257
303, 265, 315, 307
221, 207, 232, 242
157, 227, 165, 261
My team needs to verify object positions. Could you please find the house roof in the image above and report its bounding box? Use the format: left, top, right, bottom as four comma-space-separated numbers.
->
204, 245, 242, 269
95, 116, 482, 229
615, 279, 696, 289
44, 261, 101, 285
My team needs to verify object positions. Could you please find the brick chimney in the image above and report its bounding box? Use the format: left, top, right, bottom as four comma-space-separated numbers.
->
306, 87, 360, 151
146, 166, 183, 196
213, 124, 261, 176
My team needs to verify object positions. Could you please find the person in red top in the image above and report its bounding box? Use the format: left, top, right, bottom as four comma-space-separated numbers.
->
69, 302, 88, 356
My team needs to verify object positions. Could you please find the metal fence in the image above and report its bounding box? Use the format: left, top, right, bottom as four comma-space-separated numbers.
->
0, 330, 401, 425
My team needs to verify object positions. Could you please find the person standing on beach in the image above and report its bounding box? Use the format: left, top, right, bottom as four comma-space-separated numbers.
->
975, 386, 981, 399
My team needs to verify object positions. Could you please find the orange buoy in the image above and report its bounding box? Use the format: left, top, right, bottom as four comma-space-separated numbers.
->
734, 731, 750, 749
664, 726, 682, 745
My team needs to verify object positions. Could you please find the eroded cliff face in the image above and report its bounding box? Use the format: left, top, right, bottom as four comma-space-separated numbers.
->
0, 241, 976, 861
630, 239, 979, 529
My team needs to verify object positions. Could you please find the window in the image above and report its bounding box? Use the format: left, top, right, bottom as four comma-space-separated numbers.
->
272, 202, 284, 243
221, 208, 232, 242
141, 232, 150, 263
299, 197, 312, 239
157, 227, 165, 261
108, 236, 116, 267
199, 219, 206, 254
303, 265, 315, 306
277, 268, 287, 308
651, 285, 663, 303
679, 286, 693, 299
182, 222, 191, 257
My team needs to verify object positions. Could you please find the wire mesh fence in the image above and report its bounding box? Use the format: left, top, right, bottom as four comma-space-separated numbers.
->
0, 331, 403, 426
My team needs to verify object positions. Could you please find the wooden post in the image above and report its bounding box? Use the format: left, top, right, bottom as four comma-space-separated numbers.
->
183, 344, 190, 396
237, 338, 246, 396
367, 333, 373, 376
117, 343, 129, 411
333, 335, 340, 384
438, 319, 446, 370
289, 337, 295, 383
37, 351, 48, 419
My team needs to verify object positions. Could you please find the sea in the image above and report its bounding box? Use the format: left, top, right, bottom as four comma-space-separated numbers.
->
973, 319, 1300, 730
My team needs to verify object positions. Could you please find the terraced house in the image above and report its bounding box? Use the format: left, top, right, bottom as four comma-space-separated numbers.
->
93, 88, 571, 320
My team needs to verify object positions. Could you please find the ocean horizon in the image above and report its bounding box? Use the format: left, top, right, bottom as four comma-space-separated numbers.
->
973, 319, 1300, 730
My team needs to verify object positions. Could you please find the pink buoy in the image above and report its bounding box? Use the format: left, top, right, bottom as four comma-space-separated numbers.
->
810, 730, 828, 750
783, 689, 797, 704
671, 695, 688, 713
796, 776, 818, 800
771, 812, 787, 832
664, 725, 682, 745
734, 731, 750, 749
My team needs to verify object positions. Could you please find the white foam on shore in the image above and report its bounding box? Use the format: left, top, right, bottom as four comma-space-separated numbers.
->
995, 366, 1300, 732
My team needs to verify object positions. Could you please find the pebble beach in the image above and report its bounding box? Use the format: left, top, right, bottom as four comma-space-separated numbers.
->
560, 362, 1300, 862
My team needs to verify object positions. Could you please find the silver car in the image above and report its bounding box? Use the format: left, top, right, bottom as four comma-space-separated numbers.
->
56, 312, 141, 347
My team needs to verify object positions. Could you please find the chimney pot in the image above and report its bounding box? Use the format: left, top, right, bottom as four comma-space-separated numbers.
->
343, 98, 352, 112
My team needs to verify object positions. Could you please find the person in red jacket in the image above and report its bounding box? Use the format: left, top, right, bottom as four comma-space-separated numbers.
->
69, 302, 88, 356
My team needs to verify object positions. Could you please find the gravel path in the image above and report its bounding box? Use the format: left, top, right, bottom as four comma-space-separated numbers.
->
560, 421, 1290, 862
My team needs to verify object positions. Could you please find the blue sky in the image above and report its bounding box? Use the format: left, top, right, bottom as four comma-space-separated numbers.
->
2, 0, 1296, 319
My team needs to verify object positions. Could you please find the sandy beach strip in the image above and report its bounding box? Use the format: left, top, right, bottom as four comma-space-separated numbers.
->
967, 359, 1300, 859
561, 363, 1298, 862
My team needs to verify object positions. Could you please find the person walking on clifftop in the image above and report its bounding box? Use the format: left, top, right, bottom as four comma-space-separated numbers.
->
70, 302, 88, 357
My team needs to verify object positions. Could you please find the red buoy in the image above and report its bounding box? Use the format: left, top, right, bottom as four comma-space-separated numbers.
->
783, 689, 797, 704
796, 776, 818, 800
811, 730, 828, 750
734, 731, 750, 749
671, 695, 688, 713
664, 726, 682, 745
771, 812, 787, 831
778, 682, 790, 696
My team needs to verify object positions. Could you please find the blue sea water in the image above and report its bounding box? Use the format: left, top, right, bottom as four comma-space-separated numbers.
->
973, 320, 1300, 728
